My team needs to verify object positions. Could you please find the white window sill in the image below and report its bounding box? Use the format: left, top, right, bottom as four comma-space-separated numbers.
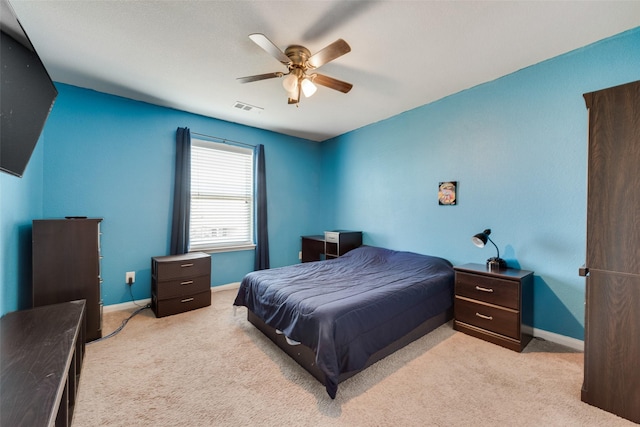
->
189, 244, 256, 254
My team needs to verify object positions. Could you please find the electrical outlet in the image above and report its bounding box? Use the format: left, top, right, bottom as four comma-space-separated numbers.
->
298, 251, 302, 260
125, 271, 135, 285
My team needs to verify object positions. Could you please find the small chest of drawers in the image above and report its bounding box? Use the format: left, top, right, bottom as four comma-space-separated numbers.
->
300, 231, 362, 262
453, 263, 533, 352
151, 252, 211, 317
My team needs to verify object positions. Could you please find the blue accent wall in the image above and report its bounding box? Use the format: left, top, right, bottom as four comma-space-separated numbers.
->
321, 27, 640, 340
7, 84, 323, 308
1, 27, 638, 342
1, 134, 44, 314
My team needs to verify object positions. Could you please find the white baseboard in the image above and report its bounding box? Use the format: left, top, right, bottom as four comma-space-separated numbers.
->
103, 298, 152, 313
533, 327, 584, 352
102, 282, 241, 313
211, 282, 241, 292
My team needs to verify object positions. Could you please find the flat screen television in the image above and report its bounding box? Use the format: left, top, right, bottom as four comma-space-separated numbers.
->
1, 0, 57, 177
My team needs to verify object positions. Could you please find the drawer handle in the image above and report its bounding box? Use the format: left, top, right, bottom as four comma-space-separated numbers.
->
180, 280, 194, 286
475, 285, 494, 293
181, 298, 195, 303
180, 263, 194, 268
475, 312, 493, 321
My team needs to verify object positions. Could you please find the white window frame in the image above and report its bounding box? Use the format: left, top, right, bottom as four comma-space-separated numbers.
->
189, 139, 255, 253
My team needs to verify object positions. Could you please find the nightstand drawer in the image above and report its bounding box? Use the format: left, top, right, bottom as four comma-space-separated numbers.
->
455, 297, 519, 339
152, 253, 210, 280
152, 290, 211, 318
455, 272, 519, 309
153, 274, 210, 300
324, 231, 339, 243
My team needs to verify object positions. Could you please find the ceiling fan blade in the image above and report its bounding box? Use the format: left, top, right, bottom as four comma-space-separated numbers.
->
313, 73, 353, 93
249, 33, 290, 65
237, 72, 283, 83
307, 39, 351, 69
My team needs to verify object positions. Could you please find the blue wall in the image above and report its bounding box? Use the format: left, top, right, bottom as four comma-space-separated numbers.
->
2, 84, 323, 309
1, 27, 638, 342
0, 135, 44, 314
321, 27, 640, 340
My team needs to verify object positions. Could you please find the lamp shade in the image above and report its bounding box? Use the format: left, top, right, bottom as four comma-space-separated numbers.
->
301, 78, 317, 97
472, 231, 489, 248
282, 73, 298, 92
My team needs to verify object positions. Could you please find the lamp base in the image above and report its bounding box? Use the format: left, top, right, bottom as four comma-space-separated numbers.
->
486, 257, 507, 271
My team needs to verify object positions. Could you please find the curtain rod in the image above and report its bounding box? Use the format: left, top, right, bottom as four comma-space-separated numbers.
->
191, 131, 256, 148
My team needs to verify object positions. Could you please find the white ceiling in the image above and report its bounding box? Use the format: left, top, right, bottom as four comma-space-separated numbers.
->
8, 1, 640, 142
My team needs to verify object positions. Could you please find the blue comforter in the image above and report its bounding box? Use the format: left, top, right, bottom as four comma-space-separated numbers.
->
233, 246, 454, 398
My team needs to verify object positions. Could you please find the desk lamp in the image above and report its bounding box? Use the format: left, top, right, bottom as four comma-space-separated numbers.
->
472, 229, 507, 271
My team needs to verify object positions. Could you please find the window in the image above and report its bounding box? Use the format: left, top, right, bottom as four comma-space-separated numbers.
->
189, 139, 255, 252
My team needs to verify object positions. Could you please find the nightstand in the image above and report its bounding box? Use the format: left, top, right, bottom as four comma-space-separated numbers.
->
300, 231, 362, 262
151, 252, 211, 317
323, 231, 362, 260
453, 263, 533, 352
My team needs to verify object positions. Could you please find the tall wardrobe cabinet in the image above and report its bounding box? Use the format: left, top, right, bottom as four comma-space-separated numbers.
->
580, 80, 640, 423
32, 218, 103, 342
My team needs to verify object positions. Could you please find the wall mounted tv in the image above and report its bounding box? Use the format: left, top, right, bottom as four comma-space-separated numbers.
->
1, 0, 58, 178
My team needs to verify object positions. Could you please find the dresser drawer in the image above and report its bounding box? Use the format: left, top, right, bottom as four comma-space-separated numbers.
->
152, 253, 210, 280
455, 272, 519, 309
153, 274, 210, 300
152, 290, 211, 318
455, 297, 519, 339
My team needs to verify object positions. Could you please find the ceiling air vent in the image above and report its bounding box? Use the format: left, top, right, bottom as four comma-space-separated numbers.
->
233, 101, 263, 113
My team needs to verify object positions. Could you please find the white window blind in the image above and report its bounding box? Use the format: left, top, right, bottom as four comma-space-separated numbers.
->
189, 139, 255, 252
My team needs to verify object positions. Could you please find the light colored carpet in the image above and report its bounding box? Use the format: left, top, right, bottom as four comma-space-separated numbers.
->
73, 289, 633, 426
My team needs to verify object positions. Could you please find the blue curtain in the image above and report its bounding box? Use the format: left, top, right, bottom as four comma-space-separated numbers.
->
255, 144, 270, 270
170, 127, 191, 255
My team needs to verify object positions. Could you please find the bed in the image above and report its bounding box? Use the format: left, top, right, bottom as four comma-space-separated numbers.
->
233, 245, 454, 398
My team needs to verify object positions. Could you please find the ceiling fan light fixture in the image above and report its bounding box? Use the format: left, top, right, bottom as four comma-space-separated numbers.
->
301, 78, 317, 98
282, 73, 298, 92
241, 34, 353, 105
287, 85, 300, 104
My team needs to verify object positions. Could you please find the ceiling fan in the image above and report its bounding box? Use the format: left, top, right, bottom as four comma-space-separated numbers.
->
238, 33, 353, 105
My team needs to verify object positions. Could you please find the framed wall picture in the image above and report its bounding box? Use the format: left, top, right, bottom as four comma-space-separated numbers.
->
438, 181, 457, 205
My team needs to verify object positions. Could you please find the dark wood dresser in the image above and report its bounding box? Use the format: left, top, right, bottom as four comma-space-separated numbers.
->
151, 252, 211, 317
453, 263, 533, 352
32, 218, 103, 342
1, 300, 86, 426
